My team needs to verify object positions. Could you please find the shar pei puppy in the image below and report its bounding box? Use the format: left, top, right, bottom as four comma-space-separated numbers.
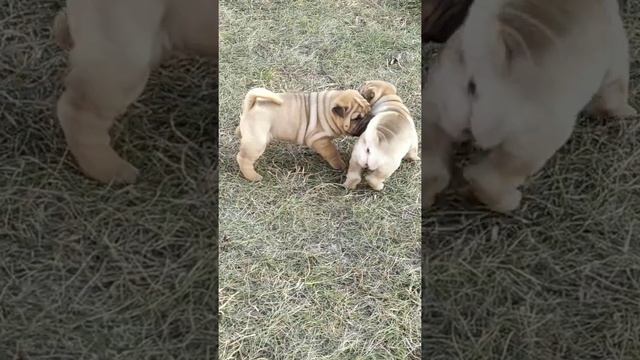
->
343, 80, 420, 191
235, 88, 371, 182
423, 0, 636, 212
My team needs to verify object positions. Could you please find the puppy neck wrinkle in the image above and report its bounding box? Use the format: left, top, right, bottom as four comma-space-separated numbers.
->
295, 93, 309, 145
303, 92, 339, 146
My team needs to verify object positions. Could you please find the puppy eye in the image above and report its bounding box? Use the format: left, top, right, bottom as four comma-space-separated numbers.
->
366, 148, 370, 154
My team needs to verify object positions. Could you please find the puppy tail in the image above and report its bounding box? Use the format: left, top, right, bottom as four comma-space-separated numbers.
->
364, 121, 381, 146
242, 88, 283, 115
53, 10, 73, 50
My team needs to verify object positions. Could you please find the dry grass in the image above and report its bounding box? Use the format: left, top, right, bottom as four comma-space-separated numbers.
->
423, 2, 640, 359
0, 1, 217, 358
218, 0, 421, 358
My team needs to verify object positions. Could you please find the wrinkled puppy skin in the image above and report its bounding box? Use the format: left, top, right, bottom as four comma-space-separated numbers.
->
236, 88, 371, 182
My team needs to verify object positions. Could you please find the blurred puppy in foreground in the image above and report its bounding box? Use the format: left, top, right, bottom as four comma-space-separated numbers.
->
54, 0, 216, 184
423, 0, 637, 212
343, 81, 420, 191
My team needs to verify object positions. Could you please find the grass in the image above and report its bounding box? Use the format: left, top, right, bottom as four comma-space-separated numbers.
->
218, 0, 421, 358
0, 0, 217, 358
423, 2, 640, 359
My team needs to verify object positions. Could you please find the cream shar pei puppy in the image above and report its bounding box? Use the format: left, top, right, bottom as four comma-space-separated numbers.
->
423, 0, 636, 212
343, 80, 420, 191
54, 0, 217, 183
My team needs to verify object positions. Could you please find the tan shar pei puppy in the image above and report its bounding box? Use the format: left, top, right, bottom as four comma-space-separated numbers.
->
53, 0, 217, 183
235, 88, 371, 182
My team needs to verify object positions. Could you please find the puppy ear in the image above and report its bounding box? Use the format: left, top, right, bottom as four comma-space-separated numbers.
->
332, 106, 348, 118
363, 89, 375, 102
334, 101, 355, 132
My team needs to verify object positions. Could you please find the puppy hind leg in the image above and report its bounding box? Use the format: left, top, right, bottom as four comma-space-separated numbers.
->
463, 149, 529, 213
365, 161, 400, 191
586, 25, 637, 118
53, 10, 73, 50
58, 62, 150, 183
423, 122, 453, 208
58, 3, 165, 183
365, 171, 386, 191
587, 77, 637, 118
463, 124, 568, 213
343, 155, 363, 189
405, 140, 421, 161
236, 134, 268, 182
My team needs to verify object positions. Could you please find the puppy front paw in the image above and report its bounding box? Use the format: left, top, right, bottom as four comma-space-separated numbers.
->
463, 164, 522, 213
77, 150, 139, 184
423, 192, 436, 209
330, 157, 347, 171
343, 175, 361, 189
489, 189, 522, 213
405, 149, 421, 161
365, 174, 384, 191
423, 165, 450, 204
470, 186, 522, 213
112, 160, 140, 184
611, 103, 638, 118
243, 173, 263, 182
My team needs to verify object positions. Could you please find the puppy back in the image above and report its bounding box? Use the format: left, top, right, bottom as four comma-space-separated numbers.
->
464, 0, 597, 71
366, 111, 410, 146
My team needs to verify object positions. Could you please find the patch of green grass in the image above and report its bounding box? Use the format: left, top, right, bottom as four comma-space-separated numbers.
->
219, 0, 421, 358
0, 0, 217, 358
423, 3, 640, 359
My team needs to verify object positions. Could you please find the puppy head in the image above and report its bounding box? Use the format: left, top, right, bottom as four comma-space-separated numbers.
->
358, 80, 397, 106
330, 90, 371, 135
